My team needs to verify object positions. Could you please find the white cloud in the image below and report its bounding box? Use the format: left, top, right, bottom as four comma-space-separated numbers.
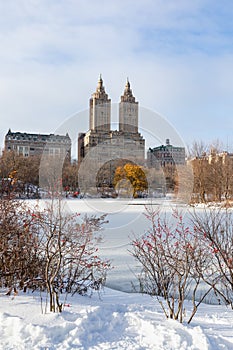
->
0, 0, 233, 155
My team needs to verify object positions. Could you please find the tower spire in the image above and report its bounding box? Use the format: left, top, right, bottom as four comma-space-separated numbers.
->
97, 74, 103, 91
122, 77, 134, 100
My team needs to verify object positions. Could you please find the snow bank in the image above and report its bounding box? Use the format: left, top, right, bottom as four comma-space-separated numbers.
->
0, 288, 233, 350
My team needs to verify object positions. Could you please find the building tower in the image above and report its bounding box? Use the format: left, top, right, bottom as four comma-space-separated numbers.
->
89, 75, 111, 132
119, 78, 138, 133
78, 76, 145, 168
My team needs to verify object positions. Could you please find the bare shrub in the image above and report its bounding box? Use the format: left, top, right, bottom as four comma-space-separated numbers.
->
130, 206, 212, 323
0, 198, 42, 293
30, 198, 111, 312
192, 208, 233, 309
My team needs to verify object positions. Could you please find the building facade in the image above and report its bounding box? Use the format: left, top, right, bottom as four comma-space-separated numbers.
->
4, 129, 71, 160
147, 139, 186, 168
78, 76, 145, 165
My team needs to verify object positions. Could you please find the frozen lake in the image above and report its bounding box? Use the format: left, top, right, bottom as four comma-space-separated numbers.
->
27, 197, 191, 292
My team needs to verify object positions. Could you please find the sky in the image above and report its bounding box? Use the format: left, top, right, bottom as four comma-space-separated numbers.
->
0, 0, 233, 158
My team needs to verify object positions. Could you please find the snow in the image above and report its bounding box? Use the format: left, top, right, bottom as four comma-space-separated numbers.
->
1, 287, 233, 349
1, 198, 233, 349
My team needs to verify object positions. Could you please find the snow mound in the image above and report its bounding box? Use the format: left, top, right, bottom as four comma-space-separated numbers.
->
0, 288, 233, 349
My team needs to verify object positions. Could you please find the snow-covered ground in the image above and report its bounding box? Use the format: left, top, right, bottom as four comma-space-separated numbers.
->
1, 287, 233, 350
2, 198, 232, 349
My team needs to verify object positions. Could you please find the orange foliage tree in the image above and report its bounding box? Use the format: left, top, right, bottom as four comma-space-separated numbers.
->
113, 163, 148, 198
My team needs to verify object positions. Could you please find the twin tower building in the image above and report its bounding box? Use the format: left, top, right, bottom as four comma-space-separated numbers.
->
78, 76, 145, 165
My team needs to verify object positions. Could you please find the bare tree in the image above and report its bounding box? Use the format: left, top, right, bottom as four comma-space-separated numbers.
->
188, 140, 233, 204
209, 139, 224, 154
187, 140, 209, 159
0, 151, 40, 189
222, 155, 233, 201
190, 156, 210, 203
62, 159, 79, 193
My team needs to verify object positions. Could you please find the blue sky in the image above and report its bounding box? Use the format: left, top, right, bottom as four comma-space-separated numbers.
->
0, 0, 233, 157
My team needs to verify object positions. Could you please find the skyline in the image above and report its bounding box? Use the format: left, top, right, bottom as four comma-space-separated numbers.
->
1, 1, 233, 157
